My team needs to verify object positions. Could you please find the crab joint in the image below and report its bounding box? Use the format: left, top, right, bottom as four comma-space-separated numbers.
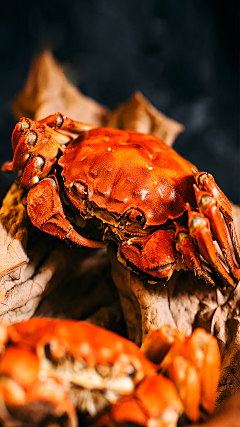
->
176, 231, 189, 248
19, 119, 30, 131
197, 173, 209, 189
56, 113, 64, 128
35, 156, 45, 171
27, 131, 37, 147
199, 195, 215, 213
190, 216, 207, 235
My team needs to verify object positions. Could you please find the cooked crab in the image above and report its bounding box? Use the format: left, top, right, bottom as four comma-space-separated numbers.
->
0, 319, 220, 427
2, 113, 240, 286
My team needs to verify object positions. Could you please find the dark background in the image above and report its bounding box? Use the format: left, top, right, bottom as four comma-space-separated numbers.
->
0, 0, 239, 204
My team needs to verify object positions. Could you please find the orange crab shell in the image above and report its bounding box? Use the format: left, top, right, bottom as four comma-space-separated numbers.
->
59, 128, 198, 227
6, 318, 155, 374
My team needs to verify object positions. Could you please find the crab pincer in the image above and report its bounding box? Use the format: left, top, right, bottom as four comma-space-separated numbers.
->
145, 325, 221, 422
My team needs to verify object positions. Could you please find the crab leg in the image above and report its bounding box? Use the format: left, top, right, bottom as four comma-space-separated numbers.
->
141, 324, 178, 364
187, 205, 235, 286
175, 224, 215, 286
195, 172, 240, 265
160, 328, 220, 420
194, 185, 240, 281
27, 177, 106, 249
185, 328, 221, 414
38, 112, 96, 133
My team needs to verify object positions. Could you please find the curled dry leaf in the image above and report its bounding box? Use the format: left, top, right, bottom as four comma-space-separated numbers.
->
11, 50, 184, 146
106, 90, 184, 147
11, 50, 108, 125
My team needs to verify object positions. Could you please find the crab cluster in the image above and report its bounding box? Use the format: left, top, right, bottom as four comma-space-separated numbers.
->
0, 112, 237, 426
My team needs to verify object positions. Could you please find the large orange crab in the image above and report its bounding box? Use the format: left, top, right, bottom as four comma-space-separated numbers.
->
2, 113, 240, 286
0, 319, 220, 426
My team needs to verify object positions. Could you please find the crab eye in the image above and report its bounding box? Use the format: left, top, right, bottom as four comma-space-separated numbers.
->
35, 156, 45, 171
27, 131, 37, 147
44, 339, 66, 364
71, 182, 88, 199
128, 209, 145, 223
19, 119, 30, 131
55, 113, 63, 128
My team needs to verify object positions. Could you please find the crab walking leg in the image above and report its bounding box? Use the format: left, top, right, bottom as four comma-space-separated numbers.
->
185, 329, 221, 414
187, 206, 235, 286
141, 324, 178, 364
27, 178, 106, 248
175, 224, 215, 286
194, 185, 240, 281
38, 112, 96, 133
160, 328, 221, 420
163, 355, 201, 422
195, 172, 240, 265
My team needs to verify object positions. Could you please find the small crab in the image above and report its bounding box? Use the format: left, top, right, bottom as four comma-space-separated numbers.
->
2, 113, 240, 287
0, 319, 220, 426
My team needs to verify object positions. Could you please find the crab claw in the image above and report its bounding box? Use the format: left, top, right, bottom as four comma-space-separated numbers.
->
184, 328, 221, 414
187, 205, 235, 286
27, 176, 106, 248
159, 328, 221, 421
0, 346, 77, 427
120, 229, 177, 282
195, 172, 240, 266
1, 117, 72, 187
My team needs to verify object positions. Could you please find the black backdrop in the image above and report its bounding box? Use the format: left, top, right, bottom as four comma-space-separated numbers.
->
0, 0, 239, 204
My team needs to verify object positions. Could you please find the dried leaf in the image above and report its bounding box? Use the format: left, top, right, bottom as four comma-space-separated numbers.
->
11, 51, 108, 125
35, 247, 120, 321
105, 91, 184, 146
0, 179, 28, 282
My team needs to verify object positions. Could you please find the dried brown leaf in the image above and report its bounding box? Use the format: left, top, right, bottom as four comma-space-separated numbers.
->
105, 91, 184, 146
11, 50, 108, 125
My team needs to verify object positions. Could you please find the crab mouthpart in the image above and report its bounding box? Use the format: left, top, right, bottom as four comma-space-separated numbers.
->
118, 245, 176, 281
